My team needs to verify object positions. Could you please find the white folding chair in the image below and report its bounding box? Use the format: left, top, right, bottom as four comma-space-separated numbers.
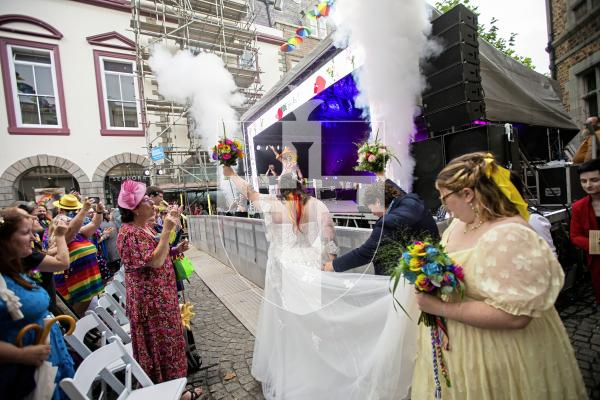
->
63, 312, 129, 394
60, 337, 187, 400
64, 312, 111, 359
94, 305, 131, 344
113, 268, 125, 283
98, 293, 129, 327
105, 281, 126, 308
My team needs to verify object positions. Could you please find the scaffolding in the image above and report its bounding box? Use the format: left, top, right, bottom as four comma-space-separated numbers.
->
130, 0, 262, 197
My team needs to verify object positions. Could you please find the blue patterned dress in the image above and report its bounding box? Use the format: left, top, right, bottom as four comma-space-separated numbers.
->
0, 273, 75, 400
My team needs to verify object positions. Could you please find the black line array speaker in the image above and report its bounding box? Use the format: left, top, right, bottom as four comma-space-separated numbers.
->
412, 135, 445, 211
431, 3, 478, 34
422, 4, 484, 134
443, 125, 519, 168
412, 124, 520, 211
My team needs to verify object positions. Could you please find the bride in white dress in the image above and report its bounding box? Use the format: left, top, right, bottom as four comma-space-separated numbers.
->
223, 166, 417, 400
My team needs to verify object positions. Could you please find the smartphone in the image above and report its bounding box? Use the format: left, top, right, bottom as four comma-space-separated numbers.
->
89, 196, 100, 204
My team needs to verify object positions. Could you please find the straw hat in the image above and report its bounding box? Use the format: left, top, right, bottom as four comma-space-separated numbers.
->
52, 194, 83, 210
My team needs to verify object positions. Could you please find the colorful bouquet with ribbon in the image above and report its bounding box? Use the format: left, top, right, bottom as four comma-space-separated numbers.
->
354, 130, 398, 174
391, 241, 465, 399
211, 137, 244, 167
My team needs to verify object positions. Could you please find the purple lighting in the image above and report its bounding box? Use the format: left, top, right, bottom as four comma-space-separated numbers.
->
472, 120, 491, 126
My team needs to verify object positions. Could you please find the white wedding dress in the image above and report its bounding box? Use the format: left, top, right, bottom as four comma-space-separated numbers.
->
251, 196, 418, 400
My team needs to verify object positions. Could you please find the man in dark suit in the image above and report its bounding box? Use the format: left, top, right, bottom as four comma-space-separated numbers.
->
322, 179, 439, 275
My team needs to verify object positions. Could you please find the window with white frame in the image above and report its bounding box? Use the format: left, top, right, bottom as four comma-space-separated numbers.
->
8, 45, 60, 126
100, 57, 139, 128
581, 65, 600, 117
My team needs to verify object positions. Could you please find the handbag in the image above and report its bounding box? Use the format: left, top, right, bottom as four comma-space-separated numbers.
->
173, 255, 195, 281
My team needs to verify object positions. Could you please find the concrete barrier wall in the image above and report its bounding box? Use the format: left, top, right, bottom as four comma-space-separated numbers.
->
188, 215, 375, 288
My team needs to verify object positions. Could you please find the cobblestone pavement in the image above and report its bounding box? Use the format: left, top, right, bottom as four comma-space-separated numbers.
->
557, 279, 600, 399
184, 273, 265, 400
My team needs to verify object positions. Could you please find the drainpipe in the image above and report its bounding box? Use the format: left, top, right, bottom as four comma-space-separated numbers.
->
545, 0, 556, 79
258, 0, 273, 28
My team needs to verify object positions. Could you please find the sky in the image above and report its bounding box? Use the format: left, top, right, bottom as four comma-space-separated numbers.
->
426, 0, 550, 74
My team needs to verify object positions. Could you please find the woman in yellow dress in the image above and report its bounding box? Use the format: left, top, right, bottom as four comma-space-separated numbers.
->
412, 152, 586, 399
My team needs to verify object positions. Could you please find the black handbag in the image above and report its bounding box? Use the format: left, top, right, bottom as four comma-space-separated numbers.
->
184, 327, 202, 373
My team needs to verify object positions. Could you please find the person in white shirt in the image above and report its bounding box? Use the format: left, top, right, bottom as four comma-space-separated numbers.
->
510, 170, 557, 257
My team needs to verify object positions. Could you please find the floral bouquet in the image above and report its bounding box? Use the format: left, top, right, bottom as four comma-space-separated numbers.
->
391, 241, 465, 399
211, 137, 244, 167
354, 130, 398, 174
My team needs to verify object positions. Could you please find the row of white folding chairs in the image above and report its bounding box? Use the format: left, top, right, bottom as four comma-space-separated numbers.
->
101, 277, 129, 332
61, 335, 187, 400
63, 309, 131, 397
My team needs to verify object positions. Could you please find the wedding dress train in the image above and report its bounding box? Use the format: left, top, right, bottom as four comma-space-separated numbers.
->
250, 197, 418, 400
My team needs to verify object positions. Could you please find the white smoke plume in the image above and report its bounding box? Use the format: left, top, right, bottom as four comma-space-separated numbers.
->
149, 46, 245, 209
148, 46, 244, 149
331, 0, 435, 190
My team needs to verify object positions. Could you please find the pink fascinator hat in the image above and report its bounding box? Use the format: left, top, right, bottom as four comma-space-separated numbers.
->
118, 180, 147, 210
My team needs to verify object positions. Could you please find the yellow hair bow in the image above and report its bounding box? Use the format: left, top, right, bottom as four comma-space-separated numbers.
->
483, 154, 529, 221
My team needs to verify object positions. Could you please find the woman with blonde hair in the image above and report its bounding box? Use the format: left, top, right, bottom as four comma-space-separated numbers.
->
411, 152, 586, 399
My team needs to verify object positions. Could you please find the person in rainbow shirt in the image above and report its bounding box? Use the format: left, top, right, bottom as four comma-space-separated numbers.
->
51, 195, 104, 316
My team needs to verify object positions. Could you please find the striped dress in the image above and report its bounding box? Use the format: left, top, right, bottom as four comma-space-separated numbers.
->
54, 234, 104, 304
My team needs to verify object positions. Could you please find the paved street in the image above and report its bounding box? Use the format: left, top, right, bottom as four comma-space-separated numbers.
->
185, 272, 264, 399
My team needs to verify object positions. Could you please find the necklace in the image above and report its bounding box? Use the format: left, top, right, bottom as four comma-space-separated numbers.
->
463, 220, 483, 234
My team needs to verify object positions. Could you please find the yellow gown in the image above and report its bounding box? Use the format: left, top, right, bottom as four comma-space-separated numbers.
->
411, 221, 587, 400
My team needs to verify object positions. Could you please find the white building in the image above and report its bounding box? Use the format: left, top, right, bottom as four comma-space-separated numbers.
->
0, 0, 150, 207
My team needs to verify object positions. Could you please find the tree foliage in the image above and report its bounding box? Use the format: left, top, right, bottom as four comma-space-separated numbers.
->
434, 0, 535, 70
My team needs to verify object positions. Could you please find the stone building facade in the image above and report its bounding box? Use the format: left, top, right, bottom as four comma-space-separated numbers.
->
546, 0, 600, 124
251, 0, 328, 75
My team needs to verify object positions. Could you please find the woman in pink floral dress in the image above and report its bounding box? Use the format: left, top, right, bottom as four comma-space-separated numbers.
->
115, 180, 188, 383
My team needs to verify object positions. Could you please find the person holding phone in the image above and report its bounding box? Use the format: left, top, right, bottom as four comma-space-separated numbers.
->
116, 180, 198, 398
51, 195, 105, 316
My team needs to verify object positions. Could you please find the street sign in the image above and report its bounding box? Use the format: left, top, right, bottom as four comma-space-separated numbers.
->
151, 146, 165, 161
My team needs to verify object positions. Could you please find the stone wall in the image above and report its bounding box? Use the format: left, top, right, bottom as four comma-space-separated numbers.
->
549, 0, 600, 114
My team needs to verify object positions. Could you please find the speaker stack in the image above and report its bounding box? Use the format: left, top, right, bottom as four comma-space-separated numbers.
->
412, 124, 520, 211
535, 165, 586, 206
422, 5, 485, 134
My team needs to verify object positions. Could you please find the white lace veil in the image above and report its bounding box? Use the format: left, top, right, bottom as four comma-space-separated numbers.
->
251, 195, 418, 399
